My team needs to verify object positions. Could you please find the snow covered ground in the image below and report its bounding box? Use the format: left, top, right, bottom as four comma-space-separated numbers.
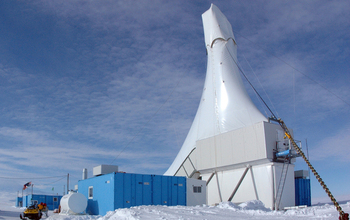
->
1, 193, 350, 220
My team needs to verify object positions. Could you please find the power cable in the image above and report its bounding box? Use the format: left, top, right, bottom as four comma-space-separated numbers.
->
38, 176, 67, 186
242, 54, 278, 118
225, 38, 347, 219
225, 44, 277, 118
233, 31, 350, 108
0, 175, 67, 180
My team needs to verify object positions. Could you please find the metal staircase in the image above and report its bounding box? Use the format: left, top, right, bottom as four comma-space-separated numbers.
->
275, 158, 289, 210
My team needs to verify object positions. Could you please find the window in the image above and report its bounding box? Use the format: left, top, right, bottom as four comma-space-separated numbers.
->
88, 186, 93, 199
53, 197, 58, 202
193, 186, 202, 193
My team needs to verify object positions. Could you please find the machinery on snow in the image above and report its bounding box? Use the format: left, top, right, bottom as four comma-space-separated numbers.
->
20, 202, 48, 220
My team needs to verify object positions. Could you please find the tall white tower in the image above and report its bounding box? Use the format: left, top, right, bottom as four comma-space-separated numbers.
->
165, 4, 296, 210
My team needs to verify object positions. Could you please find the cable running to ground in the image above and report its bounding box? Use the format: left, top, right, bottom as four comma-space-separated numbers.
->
225, 44, 277, 118
242, 54, 279, 118
225, 39, 348, 220
233, 30, 350, 108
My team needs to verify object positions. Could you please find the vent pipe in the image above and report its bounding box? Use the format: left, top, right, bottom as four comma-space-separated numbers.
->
82, 168, 87, 180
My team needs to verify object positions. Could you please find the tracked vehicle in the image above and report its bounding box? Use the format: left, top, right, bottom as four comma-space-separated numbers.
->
20, 204, 42, 220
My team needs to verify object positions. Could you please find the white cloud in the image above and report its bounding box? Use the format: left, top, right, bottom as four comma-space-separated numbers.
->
309, 125, 350, 162
0, 0, 349, 197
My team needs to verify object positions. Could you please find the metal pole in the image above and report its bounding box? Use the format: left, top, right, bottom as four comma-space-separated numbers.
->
228, 166, 250, 202
206, 172, 215, 186
305, 139, 311, 178
215, 171, 223, 202
67, 173, 69, 194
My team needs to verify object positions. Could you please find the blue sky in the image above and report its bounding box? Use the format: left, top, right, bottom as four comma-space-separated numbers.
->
0, 0, 349, 203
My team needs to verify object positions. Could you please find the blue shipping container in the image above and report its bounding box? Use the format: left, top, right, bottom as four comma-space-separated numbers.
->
16, 197, 23, 207
295, 178, 311, 206
21, 194, 63, 210
78, 172, 187, 215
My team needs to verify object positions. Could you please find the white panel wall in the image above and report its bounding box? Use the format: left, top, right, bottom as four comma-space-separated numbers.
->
195, 121, 267, 170
176, 166, 187, 177
93, 165, 118, 176
183, 158, 195, 177
251, 165, 274, 207
263, 122, 288, 159
201, 173, 222, 205
194, 121, 293, 172
186, 178, 207, 206
218, 168, 257, 202
203, 163, 295, 209
273, 163, 296, 209
179, 121, 296, 209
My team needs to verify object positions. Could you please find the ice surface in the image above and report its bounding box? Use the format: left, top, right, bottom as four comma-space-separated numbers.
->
2, 192, 350, 220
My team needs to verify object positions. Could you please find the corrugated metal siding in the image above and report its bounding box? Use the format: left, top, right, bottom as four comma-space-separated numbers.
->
16, 197, 22, 207
78, 172, 115, 215
295, 178, 311, 206
113, 173, 186, 209
21, 194, 62, 210
78, 172, 187, 216
153, 175, 162, 205
23, 194, 31, 207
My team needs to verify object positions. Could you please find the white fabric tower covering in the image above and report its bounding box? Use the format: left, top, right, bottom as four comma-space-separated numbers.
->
165, 4, 267, 176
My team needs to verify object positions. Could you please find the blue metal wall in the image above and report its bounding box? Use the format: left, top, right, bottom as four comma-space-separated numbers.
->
23, 195, 30, 207
44, 195, 62, 210
114, 173, 186, 209
78, 172, 115, 215
16, 197, 23, 207
295, 178, 311, 206
78, 172, 186, 215
21, 194, 62, 210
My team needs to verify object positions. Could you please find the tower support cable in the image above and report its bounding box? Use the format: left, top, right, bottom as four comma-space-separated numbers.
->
226, 43, 349, 219
277, 119, 348, 220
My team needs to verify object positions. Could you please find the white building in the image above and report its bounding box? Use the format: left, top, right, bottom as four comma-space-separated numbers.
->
165, 4, 297, 210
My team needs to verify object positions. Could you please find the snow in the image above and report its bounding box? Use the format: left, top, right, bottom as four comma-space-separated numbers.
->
2, 195, 350, 220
